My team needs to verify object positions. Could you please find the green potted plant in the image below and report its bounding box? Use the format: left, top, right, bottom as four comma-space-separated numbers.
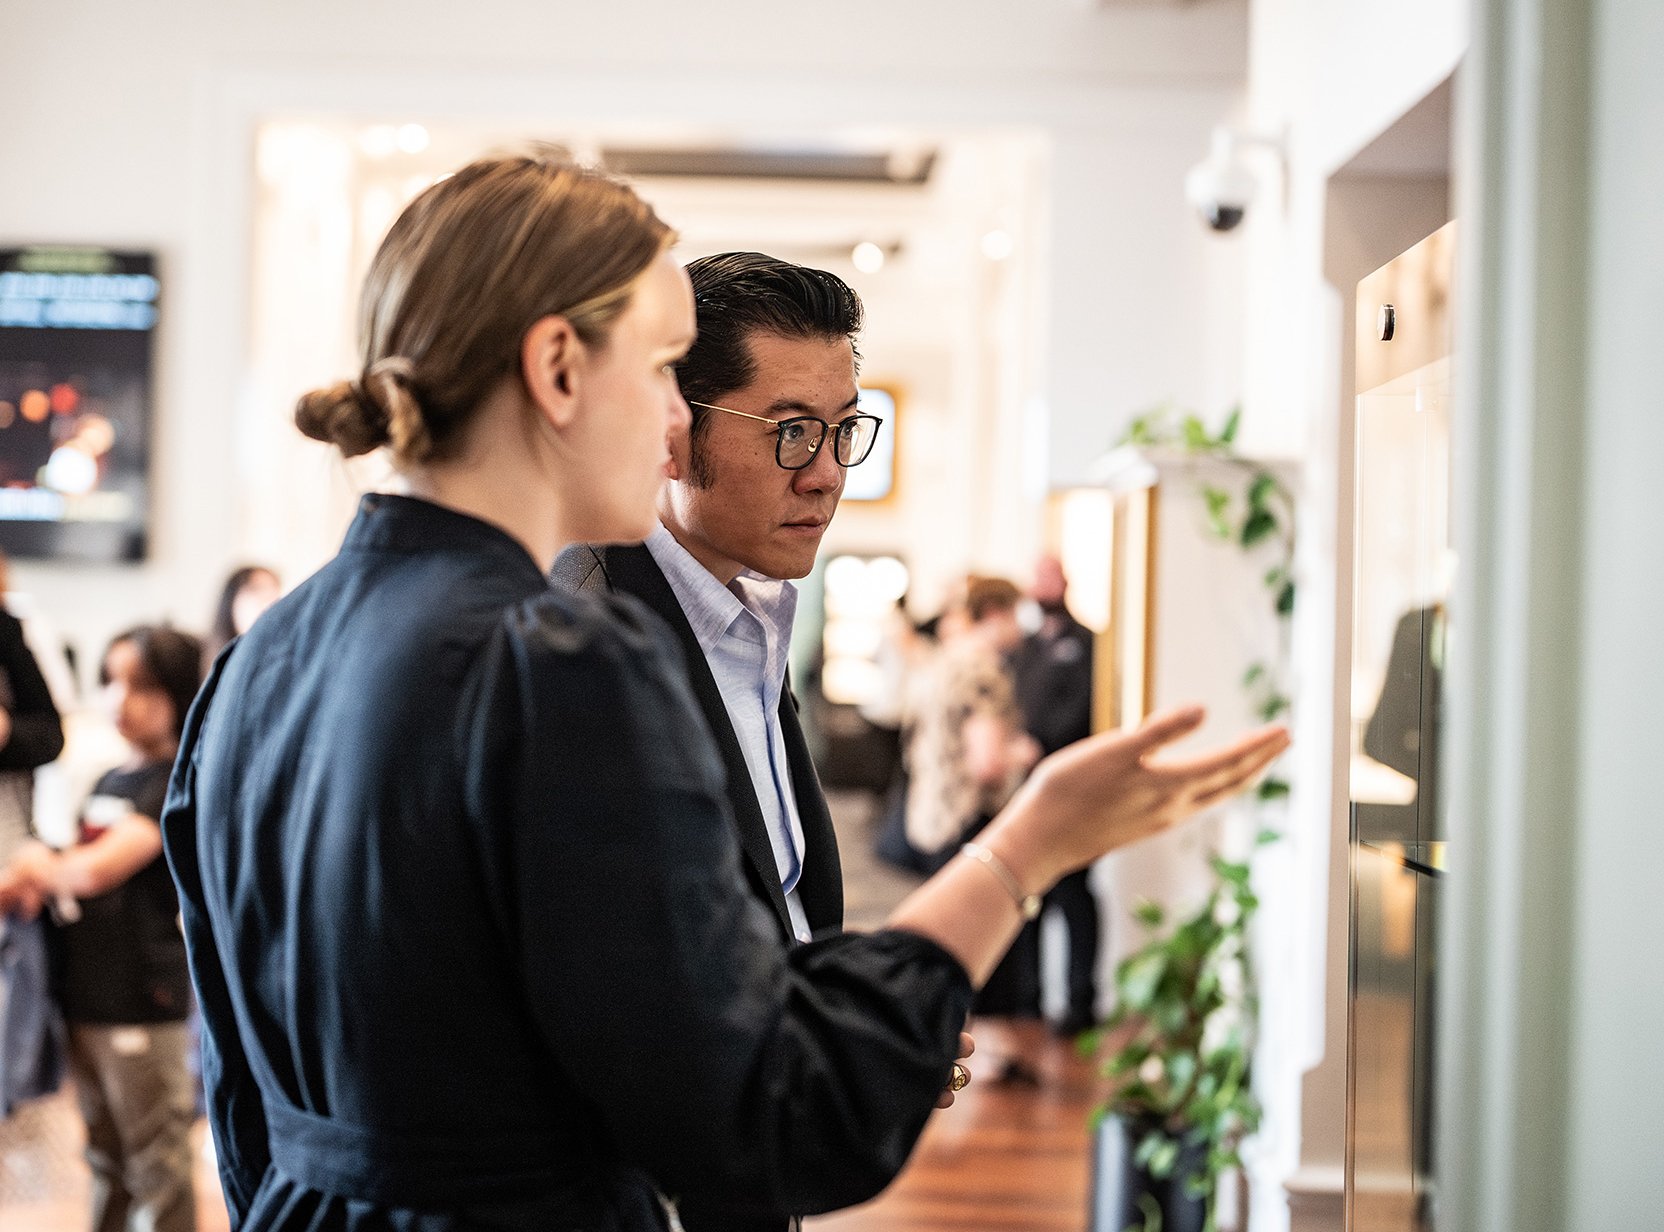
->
1086, 402, 1293, 1231
1087, 837, 1274, 1232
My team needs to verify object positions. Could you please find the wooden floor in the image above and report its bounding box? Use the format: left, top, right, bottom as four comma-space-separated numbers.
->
0, 1090, 229, 1232
810, 1017, 1101, 1232
818, 790, 1103, 1228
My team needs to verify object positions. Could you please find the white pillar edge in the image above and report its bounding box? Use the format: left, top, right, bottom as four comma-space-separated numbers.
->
1437, 0, 1591, 1228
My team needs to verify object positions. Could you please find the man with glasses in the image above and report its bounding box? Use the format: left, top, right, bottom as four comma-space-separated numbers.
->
554, 250, 874, 961
556, 253, 951, 1232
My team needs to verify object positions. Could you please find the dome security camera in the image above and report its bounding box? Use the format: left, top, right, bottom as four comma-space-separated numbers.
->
1184, 127, 1284, 234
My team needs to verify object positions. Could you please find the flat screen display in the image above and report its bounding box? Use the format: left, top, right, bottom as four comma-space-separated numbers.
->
0, 247, 156, 562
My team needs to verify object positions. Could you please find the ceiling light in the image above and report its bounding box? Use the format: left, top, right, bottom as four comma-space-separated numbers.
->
396, 124, 430, 154
851, 242, 885, 274
981, 229, 1014, 261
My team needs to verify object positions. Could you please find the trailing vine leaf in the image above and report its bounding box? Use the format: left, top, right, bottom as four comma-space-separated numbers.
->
1248, 471, 1278, 511
1240, 508, 1278, 548
1258, 692, 1290, 722
1119, 953, 1167, 1010
1135, 1130, 1165, 1170
1181, 415, 1214, 451
1242, 662, 1265, 687
1220, 405, 1241, 444
1201, 486, 1232, 539
1136, 1191, 1165, 1232
1255, 778, 1291, 801
1276, 580, 1296, 615
1148, 1139, 1180, 1178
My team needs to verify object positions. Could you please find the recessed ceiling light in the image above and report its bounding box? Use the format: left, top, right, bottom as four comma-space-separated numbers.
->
852, 242, 886, 274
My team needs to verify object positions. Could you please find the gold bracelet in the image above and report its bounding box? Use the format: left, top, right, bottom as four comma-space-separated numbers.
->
961, 841, 1042, 921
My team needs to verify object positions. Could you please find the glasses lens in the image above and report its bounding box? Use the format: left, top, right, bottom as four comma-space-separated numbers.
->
834, 416, 880, 466
775, 418, 824, 469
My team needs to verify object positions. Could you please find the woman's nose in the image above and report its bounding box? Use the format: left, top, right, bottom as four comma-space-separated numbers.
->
668, 390, 692, 435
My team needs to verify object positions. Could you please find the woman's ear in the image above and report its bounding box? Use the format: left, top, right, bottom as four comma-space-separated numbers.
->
521, 315, 583, 429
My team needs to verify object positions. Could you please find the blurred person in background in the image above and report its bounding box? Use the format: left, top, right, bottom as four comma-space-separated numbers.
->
872, 578, 966, 876
0, 625, 202, 1232
202, 565, 282, 670
1010, 553, 1101, 1037
0, 548, 66, 862
0, 547, 69, 1126
904, 577, 1039, 870
903, 576, 1046, 1024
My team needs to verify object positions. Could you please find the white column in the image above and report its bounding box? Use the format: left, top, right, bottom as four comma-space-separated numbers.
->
1440, 0, 1664, 1228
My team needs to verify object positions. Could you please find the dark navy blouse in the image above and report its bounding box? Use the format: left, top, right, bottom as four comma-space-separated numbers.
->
162, 494, 970, 1231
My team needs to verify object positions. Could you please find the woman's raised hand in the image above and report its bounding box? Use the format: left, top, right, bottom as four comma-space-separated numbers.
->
984, 706, 1291, 890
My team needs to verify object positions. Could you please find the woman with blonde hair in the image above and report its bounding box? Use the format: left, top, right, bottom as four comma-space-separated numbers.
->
162, 151, 1287, 1231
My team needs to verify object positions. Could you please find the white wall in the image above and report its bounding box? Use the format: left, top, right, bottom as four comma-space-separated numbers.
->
1238, 4, 1466, 1230
0, 0, 1249, 689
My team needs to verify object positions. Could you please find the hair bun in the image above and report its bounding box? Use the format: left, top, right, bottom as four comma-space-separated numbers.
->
294, 357, 424, 459
295, 379, 390, 458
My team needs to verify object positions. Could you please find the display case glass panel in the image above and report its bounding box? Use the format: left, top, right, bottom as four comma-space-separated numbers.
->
1347, 221, 1454, 1232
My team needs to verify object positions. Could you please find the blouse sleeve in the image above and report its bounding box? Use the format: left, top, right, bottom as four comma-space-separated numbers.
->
461, 590, 972, 1215
159, 648, 271, 1226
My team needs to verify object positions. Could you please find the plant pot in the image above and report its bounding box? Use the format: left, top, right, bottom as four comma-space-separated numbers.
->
1090, 1114, 1209, 1232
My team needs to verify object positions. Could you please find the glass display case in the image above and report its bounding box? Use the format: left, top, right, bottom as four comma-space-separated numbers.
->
1347, 221, 1455, 1232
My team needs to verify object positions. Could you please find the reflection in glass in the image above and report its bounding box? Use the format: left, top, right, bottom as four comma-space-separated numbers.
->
1349, 355, 1450, 1232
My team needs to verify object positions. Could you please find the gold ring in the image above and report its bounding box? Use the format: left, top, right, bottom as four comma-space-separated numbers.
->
950, 1062, 971, 1092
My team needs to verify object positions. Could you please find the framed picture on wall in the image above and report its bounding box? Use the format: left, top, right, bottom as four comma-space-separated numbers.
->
842, 382, 898, 503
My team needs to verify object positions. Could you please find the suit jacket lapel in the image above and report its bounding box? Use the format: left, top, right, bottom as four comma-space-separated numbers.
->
595, 545, 797, 941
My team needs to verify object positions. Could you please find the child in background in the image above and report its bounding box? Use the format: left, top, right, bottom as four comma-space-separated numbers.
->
0, 625, 201, 1232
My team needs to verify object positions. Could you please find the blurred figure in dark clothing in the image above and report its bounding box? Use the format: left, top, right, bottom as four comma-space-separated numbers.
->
1010, 554, 1101, 1036
0, 549, 65, 861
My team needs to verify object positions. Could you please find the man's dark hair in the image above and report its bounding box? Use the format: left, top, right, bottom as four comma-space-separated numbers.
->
676, 252, 863, 486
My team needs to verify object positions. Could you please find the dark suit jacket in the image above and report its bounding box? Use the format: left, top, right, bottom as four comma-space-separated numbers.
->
1010, 612, 1094, 756
553, 543, 843, 946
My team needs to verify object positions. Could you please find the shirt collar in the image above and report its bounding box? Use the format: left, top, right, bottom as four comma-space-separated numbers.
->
645, 523, 798, 657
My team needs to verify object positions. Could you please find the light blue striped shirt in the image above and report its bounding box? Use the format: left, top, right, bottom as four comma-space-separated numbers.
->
645, 524, 812, 943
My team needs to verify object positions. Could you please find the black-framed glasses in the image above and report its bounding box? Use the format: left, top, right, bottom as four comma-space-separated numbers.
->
688, 401, 885, 471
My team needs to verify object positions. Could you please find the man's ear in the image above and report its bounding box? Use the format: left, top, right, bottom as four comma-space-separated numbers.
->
521, 315, 583, 428
664, 414, 694, 482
